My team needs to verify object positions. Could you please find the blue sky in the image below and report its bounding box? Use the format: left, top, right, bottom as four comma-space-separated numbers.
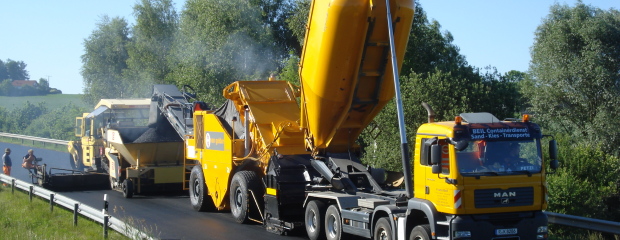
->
0, 1, 617, 94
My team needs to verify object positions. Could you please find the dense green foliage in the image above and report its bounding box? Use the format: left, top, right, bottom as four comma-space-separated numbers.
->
81, 16, 132, 104
0, 59, 29, 81
525, 3, 620, 155
523, 2, 620, 235
0, 95, 88, 140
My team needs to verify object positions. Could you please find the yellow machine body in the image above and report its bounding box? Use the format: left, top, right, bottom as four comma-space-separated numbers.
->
188, 81, 307, 209
299, 0, 414, 153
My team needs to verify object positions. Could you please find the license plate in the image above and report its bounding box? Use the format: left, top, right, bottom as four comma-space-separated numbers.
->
495, 228, 517, 235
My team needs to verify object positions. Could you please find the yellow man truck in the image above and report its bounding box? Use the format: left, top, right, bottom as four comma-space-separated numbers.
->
148, 0, 558, 239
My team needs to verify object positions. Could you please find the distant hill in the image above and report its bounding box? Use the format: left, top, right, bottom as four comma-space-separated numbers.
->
0, 94, 90, 111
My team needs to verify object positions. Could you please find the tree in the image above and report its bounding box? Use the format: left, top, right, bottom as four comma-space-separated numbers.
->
37, 78, 50, 94
0, 60, 9, 81
169, 0, 282, 104
81, 16, 131, 104
285, 0, 310, 51
401, 2, 470, 78
0, 79, 13, 96
25, 103, 86, 140
359, 2, 525, 170
4, 59, 29, 80
124, 0, 179, 97
252, 0, 300, 57
9, 101, 48, 132
525, 2, 620, 154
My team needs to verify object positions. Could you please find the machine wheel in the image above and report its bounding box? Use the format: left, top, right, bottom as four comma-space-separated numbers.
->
109, 177, 116, 190
229, 171, 261, 224
374, 217, 393, 240
122, 179, 134, 198
409, 224, 431, 240
325, 205, 342, 240
189, 166, 215, 212
305, 200, 326, 240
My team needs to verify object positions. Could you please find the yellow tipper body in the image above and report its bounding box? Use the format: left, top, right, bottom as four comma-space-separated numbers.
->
299, 0, 414, 153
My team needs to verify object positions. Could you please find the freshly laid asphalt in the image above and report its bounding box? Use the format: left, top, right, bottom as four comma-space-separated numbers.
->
1, 142, 312, 240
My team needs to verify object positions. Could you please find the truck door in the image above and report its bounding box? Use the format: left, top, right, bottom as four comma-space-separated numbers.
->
81, 118, 94, 167
75, 117, 84, 137
416, 137, 460, 213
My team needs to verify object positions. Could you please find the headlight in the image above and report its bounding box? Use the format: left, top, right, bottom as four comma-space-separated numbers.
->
537, 226, 548, 233
454, 231, 471, 238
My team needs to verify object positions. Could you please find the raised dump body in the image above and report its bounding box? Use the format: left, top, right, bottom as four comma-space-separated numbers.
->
300, 0, 414, 153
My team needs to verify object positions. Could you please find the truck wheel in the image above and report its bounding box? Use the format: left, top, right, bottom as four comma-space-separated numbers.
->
109, 176, 116, 190
189, 166, 215, 212
305, 200, 326, 240
325, 205, 341, 240
409, 224, 431, 240
374, 217, 392, 240
230, 171, 261, 224
122, 179, 134, 198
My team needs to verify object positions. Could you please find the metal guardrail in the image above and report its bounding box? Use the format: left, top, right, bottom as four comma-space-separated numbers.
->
0, 132, 69, 146
0, 174, 151, 240
547, 211, 620, 235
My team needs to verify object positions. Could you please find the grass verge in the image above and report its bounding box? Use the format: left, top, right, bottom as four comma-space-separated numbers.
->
0, 185, 127, 239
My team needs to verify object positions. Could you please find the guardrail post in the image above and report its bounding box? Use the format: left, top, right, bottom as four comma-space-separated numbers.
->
49, 194, 54, 212
103, 215, 109, 238
73, 203, 79, 226
11, 179, 15, 194
103, 194, 109, 215
29, 186, 33, 202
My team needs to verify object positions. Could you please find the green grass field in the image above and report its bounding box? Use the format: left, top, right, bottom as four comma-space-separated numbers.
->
0, 94, 90, 111
0, 186, 126, 239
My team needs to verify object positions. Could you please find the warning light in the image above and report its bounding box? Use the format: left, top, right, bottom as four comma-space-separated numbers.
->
523, 114, 530, 122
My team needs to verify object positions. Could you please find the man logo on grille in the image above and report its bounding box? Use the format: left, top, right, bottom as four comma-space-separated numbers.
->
501, 198, 510, 204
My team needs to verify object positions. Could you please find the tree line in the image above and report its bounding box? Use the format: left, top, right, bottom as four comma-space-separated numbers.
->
8, 0, 620, 237
0, 59, 57, 96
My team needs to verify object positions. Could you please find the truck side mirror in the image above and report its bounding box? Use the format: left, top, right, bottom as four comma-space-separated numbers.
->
549, 140, 558, 160
550, 160, 559, 170
431, 144, 441, 165
431, 144, 442, 174
455, 140, 469, 151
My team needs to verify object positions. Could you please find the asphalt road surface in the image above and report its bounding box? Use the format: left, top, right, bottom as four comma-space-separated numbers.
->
1, 142, 311, 240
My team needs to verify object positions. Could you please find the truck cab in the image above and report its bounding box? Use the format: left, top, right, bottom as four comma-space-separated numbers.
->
409, 112, 555, 239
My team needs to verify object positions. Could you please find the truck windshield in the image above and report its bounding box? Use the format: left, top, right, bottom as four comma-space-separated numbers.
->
457, 139, 542, 175
104, 108, 150, 128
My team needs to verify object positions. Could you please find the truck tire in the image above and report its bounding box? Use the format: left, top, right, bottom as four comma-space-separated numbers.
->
374, 217, 392, 240
109, 176, 116, 190
230, 171, 261, 224
305, 200, 327, 240
325, 205, 342, 240
122, 179, 134, 198
409, 224, 431, 240
189, 166, 215, 212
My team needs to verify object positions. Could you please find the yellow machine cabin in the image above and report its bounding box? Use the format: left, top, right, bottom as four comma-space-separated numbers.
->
69, 99, 151, 172
405, 110, 557, 239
